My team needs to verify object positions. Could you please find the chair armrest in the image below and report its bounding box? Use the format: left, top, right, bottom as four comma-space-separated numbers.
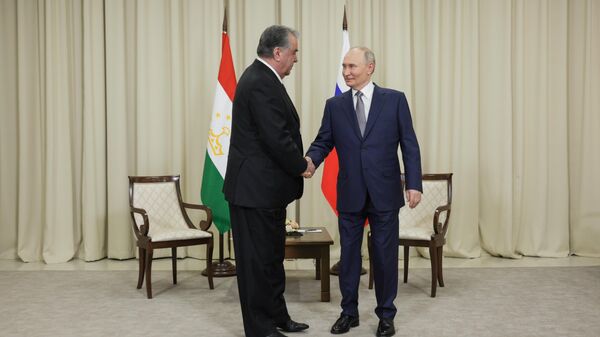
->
432, 204, 452, 235
130, 207, 149, 236
181, 202, 213, 231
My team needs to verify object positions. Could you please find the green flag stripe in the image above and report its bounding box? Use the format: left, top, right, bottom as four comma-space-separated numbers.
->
201, 152, 230, 233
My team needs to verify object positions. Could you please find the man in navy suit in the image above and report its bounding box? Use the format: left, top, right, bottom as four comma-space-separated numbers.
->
305, 47, 422, 337
224, 25, 313, 337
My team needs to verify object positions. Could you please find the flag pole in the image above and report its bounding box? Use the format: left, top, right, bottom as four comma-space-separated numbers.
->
329, 6, 367, 276
202, 5, 236, 278
343, 4, 347, 30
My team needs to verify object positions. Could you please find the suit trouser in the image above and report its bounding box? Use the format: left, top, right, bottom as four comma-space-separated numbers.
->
229, 204, 290, 337
338, 195, 399, 319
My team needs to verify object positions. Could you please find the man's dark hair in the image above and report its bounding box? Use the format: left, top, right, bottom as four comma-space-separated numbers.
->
257, 25, 300, 58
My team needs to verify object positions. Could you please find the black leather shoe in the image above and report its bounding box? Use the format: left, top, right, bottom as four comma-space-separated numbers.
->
330, 314, 359, 334
277, 319, 309, 332
265, 331, 287, 337
376, 318, 395, 337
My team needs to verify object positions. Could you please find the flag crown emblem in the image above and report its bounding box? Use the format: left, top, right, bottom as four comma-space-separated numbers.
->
208, 125, 231, 156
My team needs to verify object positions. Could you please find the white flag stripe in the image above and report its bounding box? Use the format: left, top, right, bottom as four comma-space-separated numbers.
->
336, 30, 351, 93
206, 82, 232, 177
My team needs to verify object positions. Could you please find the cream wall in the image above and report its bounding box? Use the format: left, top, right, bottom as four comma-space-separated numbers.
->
0, 0, 598, 263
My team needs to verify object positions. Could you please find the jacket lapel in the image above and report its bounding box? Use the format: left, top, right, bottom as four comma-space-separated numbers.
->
254, 60, 300, 126
280, 84, 300, 125
363, 84, 385, 139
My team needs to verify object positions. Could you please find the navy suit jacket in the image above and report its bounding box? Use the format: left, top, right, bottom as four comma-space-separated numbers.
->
306, 85, 422, 212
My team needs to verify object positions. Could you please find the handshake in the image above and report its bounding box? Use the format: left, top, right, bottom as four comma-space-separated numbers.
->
302, 156, 316, 179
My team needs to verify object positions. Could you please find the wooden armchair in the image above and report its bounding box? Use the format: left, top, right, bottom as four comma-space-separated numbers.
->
128, 175, 214, 298
368, 173, 453, 297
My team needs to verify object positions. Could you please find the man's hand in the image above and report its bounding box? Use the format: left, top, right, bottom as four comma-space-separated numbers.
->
406, 189, 422, 208
302, 156, 316, 178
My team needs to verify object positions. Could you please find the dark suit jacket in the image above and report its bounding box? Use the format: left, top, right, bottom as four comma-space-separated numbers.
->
223, 60, 307, 208
306, 85, 422, 212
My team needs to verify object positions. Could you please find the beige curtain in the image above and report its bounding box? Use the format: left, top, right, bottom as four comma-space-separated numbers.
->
1, 0, 598, 263
104, 0, 226, 259
567, 0, 600, 257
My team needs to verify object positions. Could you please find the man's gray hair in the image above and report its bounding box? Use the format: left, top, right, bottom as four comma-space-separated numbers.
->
353, 46, 376, 65
257, 25, 300, 58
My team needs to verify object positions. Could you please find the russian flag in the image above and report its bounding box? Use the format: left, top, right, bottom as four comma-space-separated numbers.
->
320, 29, 350, 216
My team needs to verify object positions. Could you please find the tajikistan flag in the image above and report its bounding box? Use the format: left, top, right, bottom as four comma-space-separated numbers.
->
201, 31, 237, 234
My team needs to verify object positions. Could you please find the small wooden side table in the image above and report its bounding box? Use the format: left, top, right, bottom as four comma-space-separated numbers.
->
285, 227, 334, 302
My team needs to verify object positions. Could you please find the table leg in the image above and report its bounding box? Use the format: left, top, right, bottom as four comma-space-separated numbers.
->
316, 258, 321, 280
320, 246, 330, 302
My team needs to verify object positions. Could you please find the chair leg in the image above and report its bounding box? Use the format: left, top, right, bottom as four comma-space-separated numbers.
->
145, 249, 154, 299
437, 246, 444, 287
403, 245, 409, 283
368, 232, 374, 289
429, 245, 438, 298
206, 239, 214, 290
171, 247, 177, 285
137, 247, 145, 289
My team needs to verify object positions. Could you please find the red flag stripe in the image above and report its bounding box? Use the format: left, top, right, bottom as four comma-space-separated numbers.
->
218, 32, 237, 101
321, 148, 339, 216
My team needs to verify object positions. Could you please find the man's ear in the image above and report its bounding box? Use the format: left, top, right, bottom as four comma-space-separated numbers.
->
368, 63, 375, 75
273, 47, 281, 61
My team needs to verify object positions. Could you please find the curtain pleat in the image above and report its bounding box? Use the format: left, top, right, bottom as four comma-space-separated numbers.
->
1, 0, 598, 263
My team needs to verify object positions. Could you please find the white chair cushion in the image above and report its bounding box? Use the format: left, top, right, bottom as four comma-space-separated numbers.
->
150, 227, 212, 242
400, 226, 434, 240
132, 181, 208, 242
399, 179, 448, 241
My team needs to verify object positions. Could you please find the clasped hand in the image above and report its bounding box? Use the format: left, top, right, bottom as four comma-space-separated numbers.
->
302, 156, 316, 178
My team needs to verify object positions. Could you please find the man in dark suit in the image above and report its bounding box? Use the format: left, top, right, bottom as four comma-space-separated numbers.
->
223, 25, 313, 337
305, 47, 422, 337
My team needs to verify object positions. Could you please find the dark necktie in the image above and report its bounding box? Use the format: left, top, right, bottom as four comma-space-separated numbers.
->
355, 91, 366, 136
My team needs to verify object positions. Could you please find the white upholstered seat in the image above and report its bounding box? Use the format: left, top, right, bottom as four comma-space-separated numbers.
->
129, 176, 214, 298
132, 182, 211, 242
399, 179, 449, 241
